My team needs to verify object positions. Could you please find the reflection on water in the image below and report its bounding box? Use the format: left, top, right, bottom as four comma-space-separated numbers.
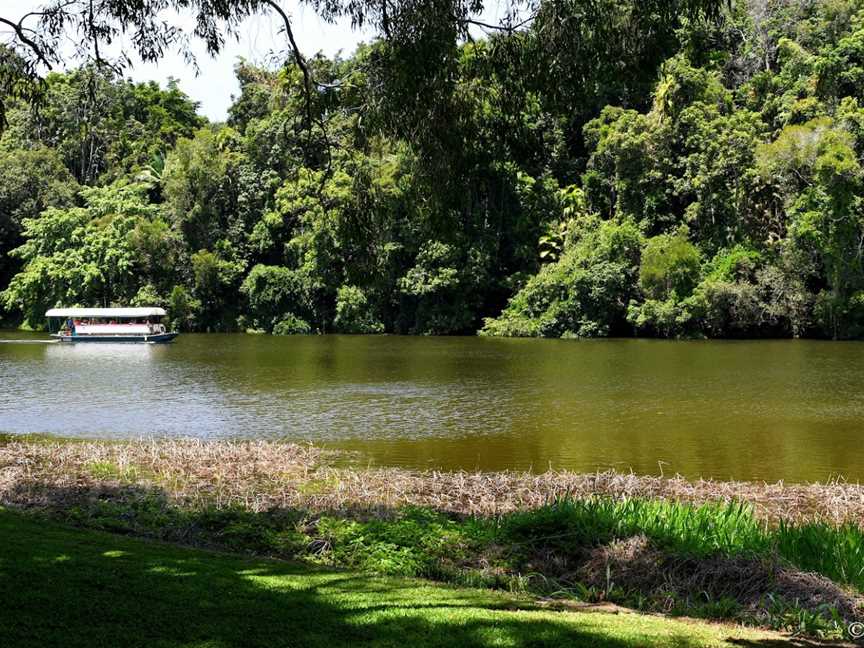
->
1, 331, 863, 482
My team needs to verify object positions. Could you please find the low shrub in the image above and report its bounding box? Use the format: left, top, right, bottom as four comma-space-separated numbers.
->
272, 313, 312, 335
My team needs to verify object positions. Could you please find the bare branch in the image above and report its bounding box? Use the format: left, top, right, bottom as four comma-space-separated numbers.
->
259, 0, 335, 186
260, 0, 313, 127
459, 13, 536, 34
0, 16, 53, 69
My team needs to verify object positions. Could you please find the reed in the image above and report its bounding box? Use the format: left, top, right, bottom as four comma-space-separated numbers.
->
498, 498, 770, 557
1, 437, 863, 525
775, 521, 864, 588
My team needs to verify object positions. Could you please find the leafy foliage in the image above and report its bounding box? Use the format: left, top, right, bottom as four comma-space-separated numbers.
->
481, 218, 642, 337
5, 0, 864, 339
0, 146, 78, 289
1, 184, 163, 326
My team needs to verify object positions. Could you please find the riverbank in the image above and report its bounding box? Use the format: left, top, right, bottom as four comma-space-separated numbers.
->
1, 437, 862, 641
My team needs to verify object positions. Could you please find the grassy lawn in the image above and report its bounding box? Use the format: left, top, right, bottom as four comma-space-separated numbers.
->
0, 509, 798, 648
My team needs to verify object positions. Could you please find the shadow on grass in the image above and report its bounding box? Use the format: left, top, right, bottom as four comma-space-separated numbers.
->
0, 492, 730, 648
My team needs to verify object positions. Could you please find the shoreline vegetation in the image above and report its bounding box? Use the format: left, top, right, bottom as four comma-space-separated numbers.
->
2, 437, 862, 640
0, 509, 801, 648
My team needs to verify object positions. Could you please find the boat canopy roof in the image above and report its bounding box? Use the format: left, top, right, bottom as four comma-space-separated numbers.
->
45, 307, 166, 319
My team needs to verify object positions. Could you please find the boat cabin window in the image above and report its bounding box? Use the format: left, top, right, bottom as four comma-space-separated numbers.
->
49, 312, 165, 334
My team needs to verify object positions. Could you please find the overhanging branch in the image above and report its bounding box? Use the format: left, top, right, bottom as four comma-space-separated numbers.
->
260, 0, 314, 128
0, 16, 53, 69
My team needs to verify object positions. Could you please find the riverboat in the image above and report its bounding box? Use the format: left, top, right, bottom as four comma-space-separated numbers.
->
46, 307, 179, 343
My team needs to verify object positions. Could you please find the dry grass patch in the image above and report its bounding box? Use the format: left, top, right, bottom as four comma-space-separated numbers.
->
576, 534, 862, 622
1, 438, 863, 525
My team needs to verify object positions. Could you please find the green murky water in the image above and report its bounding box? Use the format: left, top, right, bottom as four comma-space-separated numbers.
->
1, 332, 862, 481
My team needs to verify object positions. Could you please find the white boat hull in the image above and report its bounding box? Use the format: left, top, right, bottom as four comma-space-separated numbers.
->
52, 332, 179, 344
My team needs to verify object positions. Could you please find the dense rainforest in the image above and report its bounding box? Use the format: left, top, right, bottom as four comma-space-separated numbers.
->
2, 0, 864, 339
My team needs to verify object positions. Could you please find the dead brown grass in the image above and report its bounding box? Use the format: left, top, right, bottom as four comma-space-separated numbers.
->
577, 535, 864, 622
1, 438, 863, 525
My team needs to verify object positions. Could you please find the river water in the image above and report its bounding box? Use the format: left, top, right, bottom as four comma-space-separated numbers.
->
1, 331, 863, 482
